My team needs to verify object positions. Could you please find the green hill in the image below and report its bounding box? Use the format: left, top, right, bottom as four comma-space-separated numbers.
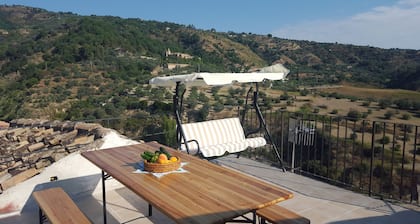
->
0, 5, 419, 122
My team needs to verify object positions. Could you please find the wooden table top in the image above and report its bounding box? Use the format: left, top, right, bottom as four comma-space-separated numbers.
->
81, 141, 293, 224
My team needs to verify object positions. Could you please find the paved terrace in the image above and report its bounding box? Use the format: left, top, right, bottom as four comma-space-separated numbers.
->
2, 154, 420, 224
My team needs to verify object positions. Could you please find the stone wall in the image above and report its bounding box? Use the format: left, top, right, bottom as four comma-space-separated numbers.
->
0, 119, 111, 192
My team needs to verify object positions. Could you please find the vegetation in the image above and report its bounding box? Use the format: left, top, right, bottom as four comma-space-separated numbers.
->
0, 5, 419, 128
1, 6, 419, 204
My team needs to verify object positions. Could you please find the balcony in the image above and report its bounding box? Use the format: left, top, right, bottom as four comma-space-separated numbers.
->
2, 151, 419, 223
1, 111, 419, 223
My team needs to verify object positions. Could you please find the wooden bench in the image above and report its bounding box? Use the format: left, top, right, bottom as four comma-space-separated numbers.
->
32, 187, 91, 224
180, 117, 266, 157
256, 204, 310, 224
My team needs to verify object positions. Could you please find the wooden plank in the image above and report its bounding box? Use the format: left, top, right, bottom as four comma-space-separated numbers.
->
82, 142, 293, 224
256, 204, 310, 224
32, 187, 91, 224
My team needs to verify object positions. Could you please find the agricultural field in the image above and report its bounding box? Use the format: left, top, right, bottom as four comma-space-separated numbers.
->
192, 84, 420, 126
272, 85, 420, 126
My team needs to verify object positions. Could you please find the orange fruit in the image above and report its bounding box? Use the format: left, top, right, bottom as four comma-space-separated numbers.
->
158, 153, 168, 161
170, 157, 178, 162
157, 158, 168, 164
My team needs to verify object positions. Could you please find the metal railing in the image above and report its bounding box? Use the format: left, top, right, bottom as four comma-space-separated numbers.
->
82, 110, 419, 204
241, 109, 419, 204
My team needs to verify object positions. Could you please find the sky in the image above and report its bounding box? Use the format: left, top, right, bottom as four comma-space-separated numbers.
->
2, 0, 420, 50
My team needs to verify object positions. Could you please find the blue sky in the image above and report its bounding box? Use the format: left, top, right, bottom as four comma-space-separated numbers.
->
2, 0, 420, 49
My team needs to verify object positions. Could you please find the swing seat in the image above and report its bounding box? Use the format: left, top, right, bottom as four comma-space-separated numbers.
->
180, 117, 266, 157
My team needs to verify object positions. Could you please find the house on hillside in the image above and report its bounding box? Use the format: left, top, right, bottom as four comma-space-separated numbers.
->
165, 48, 193, 59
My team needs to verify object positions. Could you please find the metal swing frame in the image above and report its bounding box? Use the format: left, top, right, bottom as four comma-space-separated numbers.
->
149, 64, 290, 170
172, 80, 285, 171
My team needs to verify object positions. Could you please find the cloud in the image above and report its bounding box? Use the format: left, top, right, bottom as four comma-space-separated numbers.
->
273, 0, 420, 49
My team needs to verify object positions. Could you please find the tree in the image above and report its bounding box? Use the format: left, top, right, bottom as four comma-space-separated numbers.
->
379, 136, 390, 144
347, 109, 361, 121
213, 101, 224, 112
395, 99, 412, 110
300, 88, 309, 96
402, 113, 411, 120
162, 116, 176, 147
197, 103, 210, 122
384, 110, 394, 119
198, 92, 209, 103
378, 99, 392, 109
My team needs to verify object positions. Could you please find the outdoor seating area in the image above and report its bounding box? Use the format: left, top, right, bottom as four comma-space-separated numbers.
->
1, 139, 420, 223
81, 141, 294, 224
2, 65, 419, 223
180, 117, 266, 157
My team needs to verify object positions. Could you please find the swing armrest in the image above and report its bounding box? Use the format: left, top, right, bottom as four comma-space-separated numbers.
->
181, 139, 201, 155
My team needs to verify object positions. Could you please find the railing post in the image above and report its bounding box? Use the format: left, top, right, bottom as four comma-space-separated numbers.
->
360, 120, 366, 190
380, 122, 386, 198
368, 121, 376, 197
327, 116, 332, 178
351, 120, 356, 185
343, 119, 348, 182
411, 126, 418, 203
400, 125, 408, 200
390, 123, 396, 199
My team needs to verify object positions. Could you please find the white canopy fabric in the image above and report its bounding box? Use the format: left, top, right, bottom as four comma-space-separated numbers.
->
258, 63, 290, 73
149, 64, 290, 87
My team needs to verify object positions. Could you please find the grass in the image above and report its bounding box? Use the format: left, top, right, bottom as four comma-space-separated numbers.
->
321, 85, 420, 101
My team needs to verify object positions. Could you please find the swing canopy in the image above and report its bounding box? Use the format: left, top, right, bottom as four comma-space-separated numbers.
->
149, 64, 290, 87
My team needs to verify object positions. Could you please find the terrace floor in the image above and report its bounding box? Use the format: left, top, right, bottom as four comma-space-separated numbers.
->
2, 154, 420, 224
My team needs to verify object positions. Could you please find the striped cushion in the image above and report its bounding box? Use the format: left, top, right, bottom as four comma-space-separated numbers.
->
201, 141, 249, 157
180, 117, 266, 157
244, 137, 267, 148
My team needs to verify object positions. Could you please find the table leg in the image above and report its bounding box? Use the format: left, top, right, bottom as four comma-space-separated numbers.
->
148, 204, 152, 216
102, 170, 108, 224
38, 207, 42, 224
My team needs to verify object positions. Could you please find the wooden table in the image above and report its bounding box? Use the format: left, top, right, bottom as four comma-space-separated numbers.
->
81, 141, 293, 224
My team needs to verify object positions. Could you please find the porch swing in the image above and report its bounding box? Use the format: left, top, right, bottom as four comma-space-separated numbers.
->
149, 64, 289, 170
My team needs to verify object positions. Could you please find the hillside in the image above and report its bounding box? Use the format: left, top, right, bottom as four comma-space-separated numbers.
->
0, 5, 420, 124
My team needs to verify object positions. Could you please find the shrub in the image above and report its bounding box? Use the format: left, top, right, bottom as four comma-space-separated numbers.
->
362, 101, 371, 106
213, 101, 224, 112
349, 96, 358, 102
361, 112, 368, 118
373, 164, 388, 178
379, 136, 390, 144
379, 99, 392, 109
392, 144, 401, 151
319, 104, 328, 109
384, 110, 394, 119
402, 114, 411, 120
347, 109, 361, 121
300, 88, 309, 96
